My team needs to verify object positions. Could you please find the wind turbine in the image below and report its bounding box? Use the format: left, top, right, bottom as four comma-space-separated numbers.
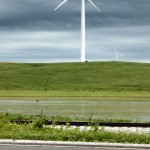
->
114, 48, 122, 61
54, 0, 100, 62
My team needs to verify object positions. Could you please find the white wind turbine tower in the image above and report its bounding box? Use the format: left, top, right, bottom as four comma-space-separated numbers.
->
54, 0, 100, 62
114, 48, 122, 61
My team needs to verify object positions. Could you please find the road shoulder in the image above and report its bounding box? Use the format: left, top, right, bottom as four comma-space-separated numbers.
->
0, 140, 150, 149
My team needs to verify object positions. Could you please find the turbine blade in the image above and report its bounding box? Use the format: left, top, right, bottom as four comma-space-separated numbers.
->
88, 0, 101, 12
54, 0, 68, 11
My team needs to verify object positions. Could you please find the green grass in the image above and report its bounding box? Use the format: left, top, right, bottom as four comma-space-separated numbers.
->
0, 113, 150, 144
0, 112, 132, 123
0, 90, 150, 98
0, 62, 149, 143
1, 123, 150, 144
0, 61, 150, 97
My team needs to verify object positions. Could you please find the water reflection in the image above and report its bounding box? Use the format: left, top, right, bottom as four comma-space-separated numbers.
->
0, 99, 150, 121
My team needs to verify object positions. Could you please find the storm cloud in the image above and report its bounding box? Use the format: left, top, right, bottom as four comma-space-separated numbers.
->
0, 0, 150, 63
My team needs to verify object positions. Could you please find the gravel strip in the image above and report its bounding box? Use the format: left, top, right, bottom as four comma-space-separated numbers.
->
44, 125, 150, 134
103, 126, 150, 133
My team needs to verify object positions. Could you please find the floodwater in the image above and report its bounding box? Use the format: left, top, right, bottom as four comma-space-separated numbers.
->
0, 98, 150, 121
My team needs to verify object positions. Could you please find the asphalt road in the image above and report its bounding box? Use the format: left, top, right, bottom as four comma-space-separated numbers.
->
0, 144, 147, 150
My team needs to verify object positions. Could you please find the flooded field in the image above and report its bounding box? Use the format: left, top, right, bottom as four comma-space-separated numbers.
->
0, 98, 150, 121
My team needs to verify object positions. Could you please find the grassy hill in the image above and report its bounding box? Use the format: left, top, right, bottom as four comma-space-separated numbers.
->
0, 61, 150, 97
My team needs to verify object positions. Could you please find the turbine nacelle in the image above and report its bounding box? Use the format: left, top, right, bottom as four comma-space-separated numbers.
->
54, 0, 101, 12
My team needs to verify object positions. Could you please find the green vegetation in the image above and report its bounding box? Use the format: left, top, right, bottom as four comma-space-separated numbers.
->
0, 113, 150, 144
0, 62, 149, 143
0, 61, 150, 97
0, 112, 133, 123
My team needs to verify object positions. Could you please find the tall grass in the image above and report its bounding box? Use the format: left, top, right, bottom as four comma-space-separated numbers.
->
1, 124, 150, 144
0, 113, 149, 144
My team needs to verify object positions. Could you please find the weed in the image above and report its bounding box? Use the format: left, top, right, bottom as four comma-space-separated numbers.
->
0, 113, 150, 144
32, 118, 45, 129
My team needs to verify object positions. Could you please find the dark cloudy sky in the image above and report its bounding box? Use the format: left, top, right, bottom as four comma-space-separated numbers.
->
0, 0, 150, 63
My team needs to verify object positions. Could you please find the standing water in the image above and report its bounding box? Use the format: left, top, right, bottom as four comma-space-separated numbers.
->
0, 98, 150, 122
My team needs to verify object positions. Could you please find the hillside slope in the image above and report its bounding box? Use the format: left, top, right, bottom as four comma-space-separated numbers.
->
0, 62, 150, 92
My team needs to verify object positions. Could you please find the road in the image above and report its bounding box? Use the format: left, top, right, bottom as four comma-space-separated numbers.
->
0, 144, 147, 150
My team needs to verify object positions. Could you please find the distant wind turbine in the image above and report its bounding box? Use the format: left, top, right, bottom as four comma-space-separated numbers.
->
54, 0, 100, 62
114, 48, 123, 61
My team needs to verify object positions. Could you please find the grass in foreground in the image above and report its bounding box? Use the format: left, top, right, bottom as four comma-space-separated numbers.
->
0, 113, 150, 144
1, 123, 150, 144
0, 62, 150, 97
0, 112, 133, 123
